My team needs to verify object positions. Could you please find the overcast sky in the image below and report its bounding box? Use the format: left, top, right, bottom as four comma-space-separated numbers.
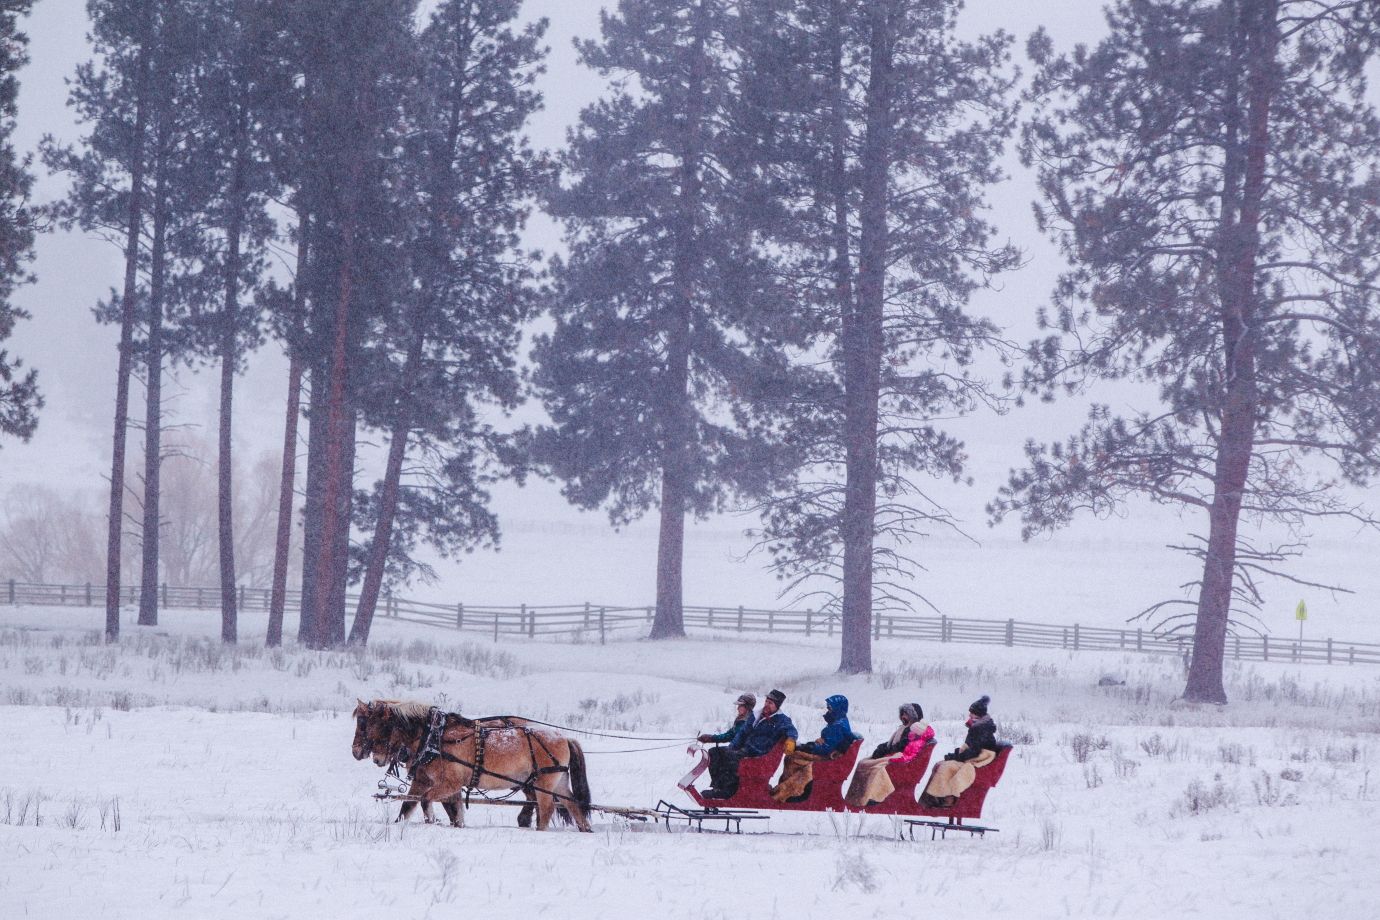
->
7, 1, 1380, 640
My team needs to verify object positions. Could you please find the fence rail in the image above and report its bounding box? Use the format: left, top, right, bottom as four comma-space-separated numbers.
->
5, 578, 1378, 667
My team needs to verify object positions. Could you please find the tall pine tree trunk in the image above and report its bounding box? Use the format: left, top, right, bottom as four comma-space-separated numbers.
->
1184, 0, 1277, 703
298, 361, 327, 645
137, 148, 170, 627
325, 409, 356, 645
105, 20, 154, 642
310, 189, 359, 649
218, 107, 249, 645
838, 1, 893, 674
652, 0, 711, 641
268, 214, 308, 648
349, 334, 420, 645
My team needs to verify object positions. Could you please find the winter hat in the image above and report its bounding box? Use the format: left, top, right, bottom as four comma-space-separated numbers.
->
900, 702, 923, 722
765, 689, 787, 706
825, 694, 849, 715
968, 694, 991, 717
735, 693, 757, 710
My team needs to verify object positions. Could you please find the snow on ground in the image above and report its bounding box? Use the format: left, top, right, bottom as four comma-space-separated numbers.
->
1, 604, 1377, 919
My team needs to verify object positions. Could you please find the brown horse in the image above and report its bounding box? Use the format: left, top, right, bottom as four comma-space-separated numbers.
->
378, 701, 593, 832
353, 700, 464, 825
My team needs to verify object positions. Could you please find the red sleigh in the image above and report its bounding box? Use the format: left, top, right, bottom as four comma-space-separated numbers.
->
673, 738, 1010, 837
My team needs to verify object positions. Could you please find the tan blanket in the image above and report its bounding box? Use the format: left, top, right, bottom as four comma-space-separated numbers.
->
922, 748, 996, 804
844, 756, 896, 808
770, 751, 830, 802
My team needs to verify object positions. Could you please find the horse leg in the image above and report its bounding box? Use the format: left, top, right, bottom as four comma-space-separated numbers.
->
396, 800, 418, 823
420, 800, 437, 824
533, 777, 558, 831
441, 801, 460, 826
557, 772, 593, 832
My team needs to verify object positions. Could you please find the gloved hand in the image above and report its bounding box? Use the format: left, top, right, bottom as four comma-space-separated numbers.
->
783, 739, 796, 755
696, 733, 714, 744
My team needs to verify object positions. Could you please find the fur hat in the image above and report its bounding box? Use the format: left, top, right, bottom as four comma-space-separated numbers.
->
900, 702, 923, 722
735, 692, 757, 710
969, 694, 991, 717
765, 688, 786, 706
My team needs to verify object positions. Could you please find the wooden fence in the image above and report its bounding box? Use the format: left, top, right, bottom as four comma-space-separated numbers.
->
5, 577, 1377, 667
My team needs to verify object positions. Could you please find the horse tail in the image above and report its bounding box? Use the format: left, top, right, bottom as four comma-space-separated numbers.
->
568, 738, 592, 813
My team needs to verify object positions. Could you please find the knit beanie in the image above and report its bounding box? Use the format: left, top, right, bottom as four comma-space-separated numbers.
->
969, 694, 990, 717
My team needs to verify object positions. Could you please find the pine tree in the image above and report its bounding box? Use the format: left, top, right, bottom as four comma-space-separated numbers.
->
0, 0, 41, 448
995, 0, 1380, 702
531, 0, 809, 639
180, 0, 278, 643
288, 0, 418, 648
347, 0, 547, 644
741, 0, 1018, 672
44, 0, 164, 641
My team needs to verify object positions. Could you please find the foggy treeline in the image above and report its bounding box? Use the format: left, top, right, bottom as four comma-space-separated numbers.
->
1, 0, 1379, 703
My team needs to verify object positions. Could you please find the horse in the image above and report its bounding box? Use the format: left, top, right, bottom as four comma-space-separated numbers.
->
353, 699, 463, 824
377, 701, 593, 832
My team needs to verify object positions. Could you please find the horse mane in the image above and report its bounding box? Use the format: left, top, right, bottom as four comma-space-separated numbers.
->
372, 699, 435, 723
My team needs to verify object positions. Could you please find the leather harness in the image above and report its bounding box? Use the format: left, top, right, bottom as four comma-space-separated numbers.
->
404, 708, 570, 805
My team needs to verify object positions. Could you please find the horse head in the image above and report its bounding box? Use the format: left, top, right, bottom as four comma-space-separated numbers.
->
351, 699, 372, 761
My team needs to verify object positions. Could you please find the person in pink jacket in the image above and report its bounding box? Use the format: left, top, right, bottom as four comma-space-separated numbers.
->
845, 702, 933, 807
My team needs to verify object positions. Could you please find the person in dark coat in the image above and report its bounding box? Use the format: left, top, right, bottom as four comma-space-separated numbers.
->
697, 693, 756, 745
921, 694, 1001, 807
771, 694, 854, 802
704, 689, 797, 798
945, 694, 998, 764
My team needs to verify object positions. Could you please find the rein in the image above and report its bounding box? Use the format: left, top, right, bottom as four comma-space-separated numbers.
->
471, 714, 689, 743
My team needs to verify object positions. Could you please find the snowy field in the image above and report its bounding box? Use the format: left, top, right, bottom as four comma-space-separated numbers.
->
1, 605, 1377, 919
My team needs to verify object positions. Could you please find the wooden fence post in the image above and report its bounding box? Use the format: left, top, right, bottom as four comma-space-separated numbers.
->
737, 605, 744, 633
599, 607, 606, 645
6, 579, 13, 604
805, 610, 812, 637
1073, 623, 1080, 651
523, 603, 532, 638
1327, 637, 1333, 665
941, 614, 948, 643
456, 603, 464, 630
873, 612, 880, 640
1006, 618, 1014, 647
707, 607, 715, 629
1136, 628, 1142, 652
1263, 635, 1269, 662
197, 587, 204, 607
85, 582, 92, 606
646, 606, 653, 626
161, 583, 168, 607
583, 601, 590, 630
238, 584, 246, 610
768, 609, 774, 633
493, 609, 500, 643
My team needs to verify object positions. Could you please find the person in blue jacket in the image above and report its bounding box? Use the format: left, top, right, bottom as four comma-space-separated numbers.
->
704, 689, 797, 798
771, 694, 854, 802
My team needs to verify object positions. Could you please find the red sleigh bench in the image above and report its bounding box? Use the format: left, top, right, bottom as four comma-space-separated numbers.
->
848, 740, 938, 815
907, 744, 1013, 838
685, 741, 787, 812
767, 739, 864, 812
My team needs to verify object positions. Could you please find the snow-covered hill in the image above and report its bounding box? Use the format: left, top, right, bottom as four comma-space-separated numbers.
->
1, 604, 1376, 919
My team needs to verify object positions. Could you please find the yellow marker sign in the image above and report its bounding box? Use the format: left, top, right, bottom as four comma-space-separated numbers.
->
1295, 600, 1308, 622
